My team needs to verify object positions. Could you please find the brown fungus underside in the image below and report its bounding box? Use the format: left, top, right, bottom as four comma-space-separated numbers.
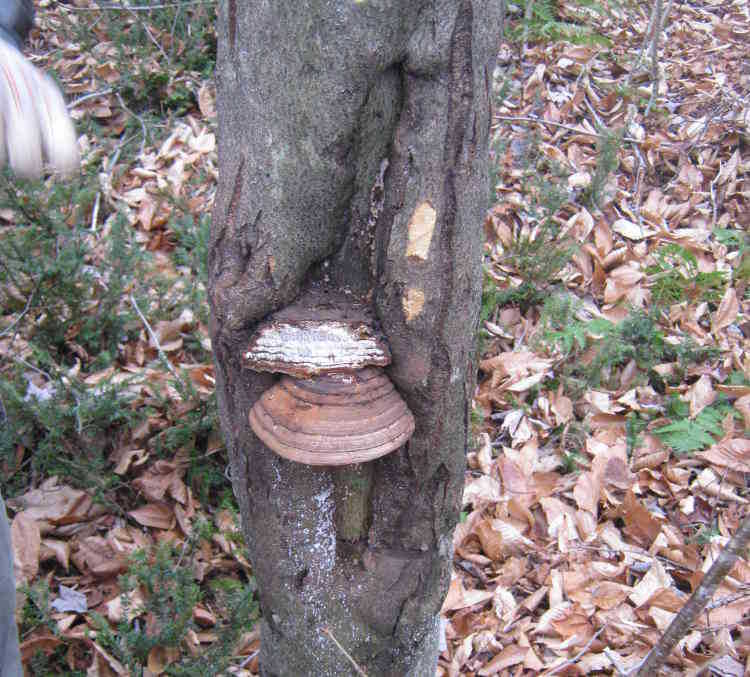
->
249, 367, 415, 466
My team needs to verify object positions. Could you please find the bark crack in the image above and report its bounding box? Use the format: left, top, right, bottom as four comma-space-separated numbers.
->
227, 0, 236, 52
431, 0, 474, 456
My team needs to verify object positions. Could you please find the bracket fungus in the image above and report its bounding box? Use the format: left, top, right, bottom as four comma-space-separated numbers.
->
243, 292, 415, 466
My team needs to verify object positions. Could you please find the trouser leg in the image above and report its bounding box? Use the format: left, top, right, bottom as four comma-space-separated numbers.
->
0, 495, 23, 677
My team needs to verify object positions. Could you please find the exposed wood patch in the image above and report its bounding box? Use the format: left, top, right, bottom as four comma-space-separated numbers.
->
402, 288, 426, 322
406, 201, 437, 260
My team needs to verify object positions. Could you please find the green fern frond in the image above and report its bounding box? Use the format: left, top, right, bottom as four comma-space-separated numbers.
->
654, 404, 728, 454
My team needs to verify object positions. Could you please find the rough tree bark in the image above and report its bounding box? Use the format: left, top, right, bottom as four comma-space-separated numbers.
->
208, 2, 501, 675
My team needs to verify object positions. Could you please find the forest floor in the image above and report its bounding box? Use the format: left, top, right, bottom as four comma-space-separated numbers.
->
0, 1, 747, 675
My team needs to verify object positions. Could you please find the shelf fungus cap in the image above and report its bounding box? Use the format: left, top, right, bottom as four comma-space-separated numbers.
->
248, 368, 415, 466
244, 319, 390, 378
243, 293, 391, 378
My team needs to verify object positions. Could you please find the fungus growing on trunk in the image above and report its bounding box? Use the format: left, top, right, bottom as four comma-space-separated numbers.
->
243, 291, 415, 540
248, 367, 414, 466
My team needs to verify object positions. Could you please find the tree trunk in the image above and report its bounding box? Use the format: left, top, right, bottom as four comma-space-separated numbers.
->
208, 2, 500, 675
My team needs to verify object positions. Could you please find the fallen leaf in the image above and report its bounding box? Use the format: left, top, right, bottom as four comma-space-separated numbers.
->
19, 635, 61, 662
111, 448, 149, 475
462, 475, 502, 507
90, 641, 128, 676
10, 512, 40, 584
612, 218, 656, 240
621, 490, 663, 546
147, 645, 180, 674
712, 287, 738, 331
132, 462, 181, 502
591, 581, 631, 610
40, 538, 70, 570
475, 520, 504, 561
51, 585, 87, 613
478, 644, 526, 675
7, 478, 89, 524
72, 537, 129, 578
106, 588, 146, 623
692, 468, 748, 503
573, 471, 600, 515
441, 576, 494, 613
629, 558, 671, 607
128, 502, 175, 530
551, 393, 573, 424
734, 395, 750, 430
716, 148, 739, 185
687, 374, 716, 418
193, 604, 217, 628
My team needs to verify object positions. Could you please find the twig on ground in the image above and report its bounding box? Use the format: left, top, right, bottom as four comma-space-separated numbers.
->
116, 93, 148, 158
70, 88, 114, 109
627, 1, 659, 87
705, 591, 750, 611
645, 0, 662, 116
632, 146, 645, 229
547, 625, 607, 675
68, 1, 215, 10
238, 650, 259, 669
90, 191, 101, 233
584, 96, 606, 131
129, 294, 187, 389
684, 102, 724, 153
645, 0, 674, 116
710, 169, 720, 228
604, 647, 645, 676
494, 115, 644, 145
9, 356, 53, 382
662, 0, 675, 41
320, 626, 368, 677
0, 283, 37, 338
633, 515, 750, 676
169, 6, 182, 58
100, 145, 122, 212
623, 102, 645, 229
521, 0, 535, 58
127, 6, 170, 64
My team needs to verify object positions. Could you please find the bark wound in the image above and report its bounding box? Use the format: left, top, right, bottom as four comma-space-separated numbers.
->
402, 288, 425, 322
228, 158, 245, 239
367, 158, 390, 280
211, 157, 244, 277
405, 201, 436, 260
